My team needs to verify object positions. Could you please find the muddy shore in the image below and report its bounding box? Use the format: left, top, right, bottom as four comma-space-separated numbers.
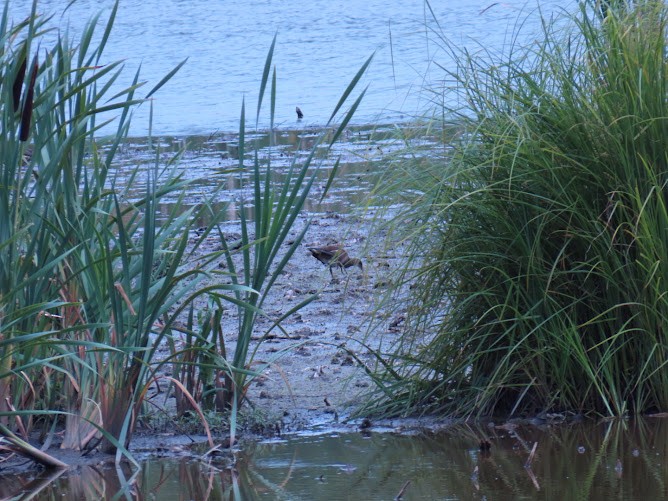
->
138, 127, 430, 437
0, 127, 441, 473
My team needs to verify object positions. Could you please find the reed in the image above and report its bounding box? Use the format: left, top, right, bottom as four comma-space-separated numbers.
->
192, 36, 371, 444
0, 0, 252, 462
366, 0, 668, 418
0, 0, 372, 464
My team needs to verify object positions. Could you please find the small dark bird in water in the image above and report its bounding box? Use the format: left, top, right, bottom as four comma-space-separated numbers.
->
296, 106, 303, 119
358, 417, 372, 430
308, 244, 363, 277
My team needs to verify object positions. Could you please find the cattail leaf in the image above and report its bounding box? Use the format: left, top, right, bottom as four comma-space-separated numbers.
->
145, 57, 187, 99
327, 52, 373, 125
256, 32, 276, 126
12, 46, 27, 113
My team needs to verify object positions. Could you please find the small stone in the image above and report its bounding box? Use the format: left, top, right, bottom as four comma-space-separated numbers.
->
340, 354, 355, 366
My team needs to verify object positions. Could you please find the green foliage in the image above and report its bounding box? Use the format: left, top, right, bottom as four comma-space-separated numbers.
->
0, 0, 248, 462
368, 0, 668, 418
0, 0, 370, 464
172, 36, 371, 445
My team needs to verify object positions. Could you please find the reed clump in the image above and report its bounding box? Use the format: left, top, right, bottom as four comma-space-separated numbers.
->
368, 0, 668, 418
0, 0, 226, 461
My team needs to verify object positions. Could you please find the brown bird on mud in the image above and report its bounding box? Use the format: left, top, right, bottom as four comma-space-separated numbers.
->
296, 106, 304, 119
308, 244, 363, 277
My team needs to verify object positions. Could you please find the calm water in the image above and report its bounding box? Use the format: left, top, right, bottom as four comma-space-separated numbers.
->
109, 124, 443, 222
2, 420, 667, 500
9, 0, 575, 136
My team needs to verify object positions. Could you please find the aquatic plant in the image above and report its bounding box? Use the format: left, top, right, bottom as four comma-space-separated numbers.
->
367, 0, 668, 418
0, 0, 372, 464
176, 36, 371, 444
0, 0, 252, 463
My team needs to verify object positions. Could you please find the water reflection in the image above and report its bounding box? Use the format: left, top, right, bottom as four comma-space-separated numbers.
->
0, 459, 240, 500
3, 419, 667, 500
111, 125, 434, 224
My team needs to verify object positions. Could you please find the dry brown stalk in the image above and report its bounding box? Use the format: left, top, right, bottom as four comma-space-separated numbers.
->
524, 441, 538, 468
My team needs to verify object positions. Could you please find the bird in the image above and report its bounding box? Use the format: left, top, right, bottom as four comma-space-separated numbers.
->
296, 106, 303, 119
307, 244, 363, 277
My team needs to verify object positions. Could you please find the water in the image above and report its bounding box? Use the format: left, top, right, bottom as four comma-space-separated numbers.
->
8, 0, 575, 136
2, 420, 666, 500
109, 124, 442, 222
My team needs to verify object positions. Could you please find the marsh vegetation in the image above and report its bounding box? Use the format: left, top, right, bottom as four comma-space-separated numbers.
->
1, 0, 667, 488
366, 0, 668, 419
0, 0, 368, 466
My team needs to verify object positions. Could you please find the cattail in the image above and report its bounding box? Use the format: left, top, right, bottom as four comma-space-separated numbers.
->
19, 57, 38, 142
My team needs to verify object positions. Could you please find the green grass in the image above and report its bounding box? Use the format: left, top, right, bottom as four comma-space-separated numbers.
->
365, 0, 668, 418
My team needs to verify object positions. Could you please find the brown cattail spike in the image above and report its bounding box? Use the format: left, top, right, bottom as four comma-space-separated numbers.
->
19, 57, 38, 142
479, 439, 491, 452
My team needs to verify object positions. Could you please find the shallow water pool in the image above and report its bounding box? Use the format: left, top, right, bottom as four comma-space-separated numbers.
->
3, 418, 666, 500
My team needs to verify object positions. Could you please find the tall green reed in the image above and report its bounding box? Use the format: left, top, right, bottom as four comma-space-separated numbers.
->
175, 36, 372, 444
1, 0, 371, 463
367, 0, 668, 418
0, 0, 252, 463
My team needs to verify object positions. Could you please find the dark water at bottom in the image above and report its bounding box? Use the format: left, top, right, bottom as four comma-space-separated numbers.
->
2, 418, 666, 500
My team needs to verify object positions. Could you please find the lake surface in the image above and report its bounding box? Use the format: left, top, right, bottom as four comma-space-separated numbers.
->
9, 0, 575, 136
2, 419, 667, 500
